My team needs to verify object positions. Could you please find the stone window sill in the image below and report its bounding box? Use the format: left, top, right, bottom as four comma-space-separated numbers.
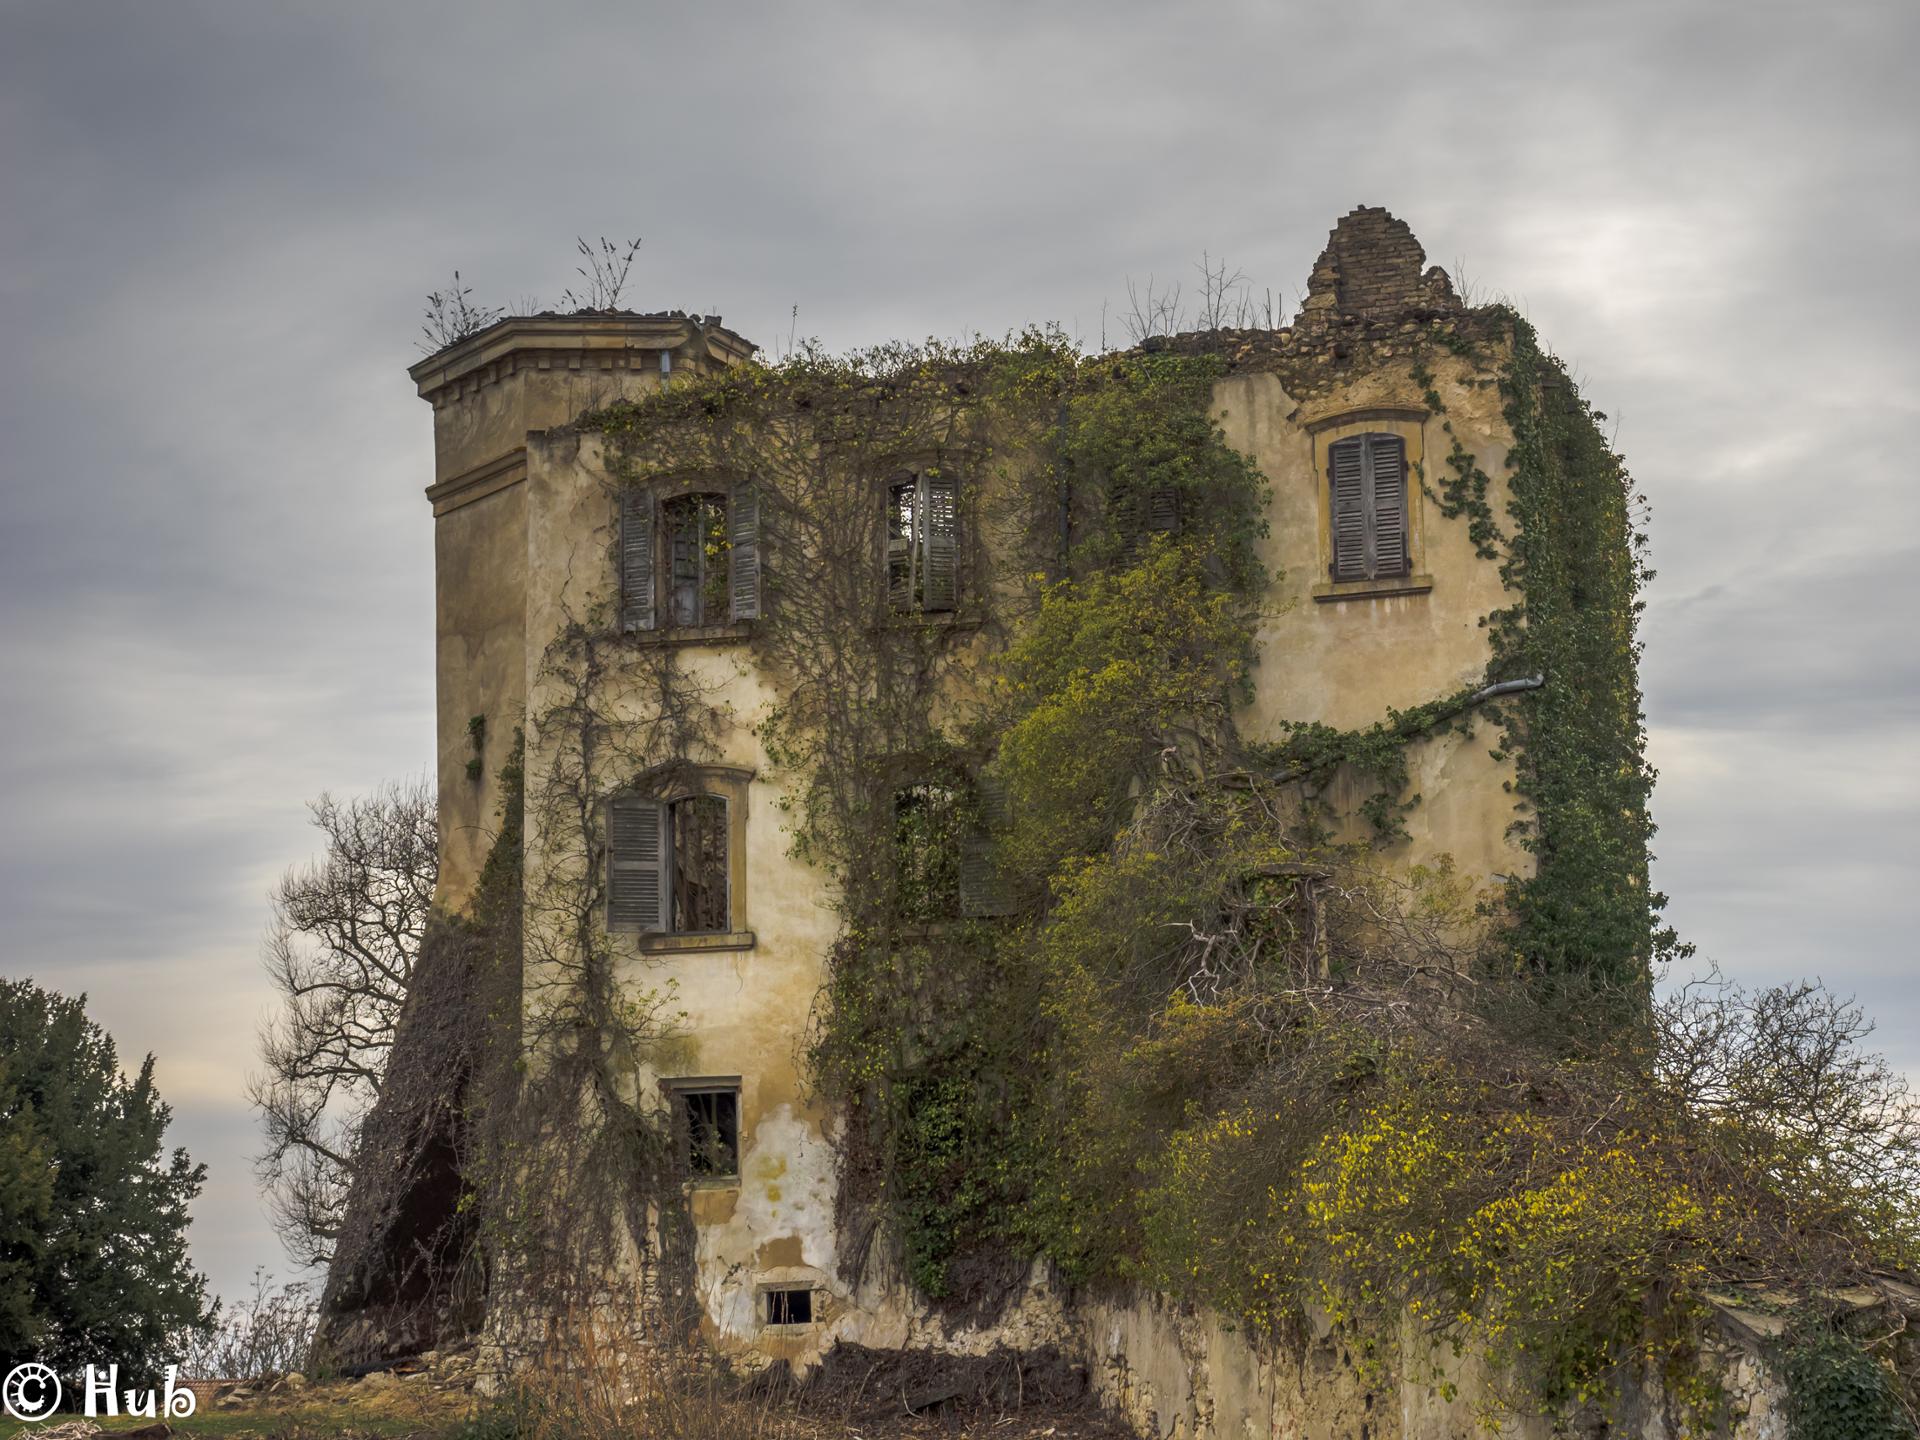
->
626, 621, 753, 647
1312, 573, 1434, 604
634, 930, 757, 954
875, 611, 984, 634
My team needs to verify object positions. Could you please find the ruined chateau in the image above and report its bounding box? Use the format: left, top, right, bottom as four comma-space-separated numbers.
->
315, 209, 1808, 1437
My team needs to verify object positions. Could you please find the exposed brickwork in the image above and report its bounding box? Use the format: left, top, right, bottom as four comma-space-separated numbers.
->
1300, 205, 1461, 322
1139, 206, 1502, 403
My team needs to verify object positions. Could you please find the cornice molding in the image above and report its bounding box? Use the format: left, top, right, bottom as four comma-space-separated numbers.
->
426, 447, 527, 517
409, 314, 756, 409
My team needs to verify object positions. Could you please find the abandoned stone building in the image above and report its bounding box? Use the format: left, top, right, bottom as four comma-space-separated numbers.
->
314, 208, 1803, 1437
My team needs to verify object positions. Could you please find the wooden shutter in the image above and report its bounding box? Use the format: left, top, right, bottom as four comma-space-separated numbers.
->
619, 490, 656, 632
1148, 486, 1180, 533
608, 795, 668, 932
1329, 438, 1368, 582
728, 483, 761, 621
1365, 435, 1408, 578
921, 474, 958, 612
958, 773, 1014, 918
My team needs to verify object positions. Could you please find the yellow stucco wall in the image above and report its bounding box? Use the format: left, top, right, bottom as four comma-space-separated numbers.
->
418, 317, 748, 909
1218, 352, 1532, 883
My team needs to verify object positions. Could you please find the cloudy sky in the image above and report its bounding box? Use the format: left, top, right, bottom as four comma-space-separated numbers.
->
2, 1, 1915, 1305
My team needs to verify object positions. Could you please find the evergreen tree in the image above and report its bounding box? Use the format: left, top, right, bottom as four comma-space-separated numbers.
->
0, 978, 214, 1380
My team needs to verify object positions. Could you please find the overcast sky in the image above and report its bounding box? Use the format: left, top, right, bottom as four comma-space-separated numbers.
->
2, 0, 1915, 1306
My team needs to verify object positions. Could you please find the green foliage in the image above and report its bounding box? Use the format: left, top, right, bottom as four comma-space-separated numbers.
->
1046, 352, 1269, 591
1779, 1321, 1917, 1440
1264, 685, 1487, 840
993, 541, 1254, 874
0, 978, 213, 1381
1489, 320, 1680, 998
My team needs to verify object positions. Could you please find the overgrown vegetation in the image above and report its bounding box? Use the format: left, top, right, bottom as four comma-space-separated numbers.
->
374, 306, 1917, 1432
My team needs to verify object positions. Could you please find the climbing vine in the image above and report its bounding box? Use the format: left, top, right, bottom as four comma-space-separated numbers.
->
462, 310, 1916, 1432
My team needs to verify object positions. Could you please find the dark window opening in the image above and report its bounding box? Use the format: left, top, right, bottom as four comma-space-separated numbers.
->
1328, 433, 1410, 583
765, 1287, 813, 1325
675, 1086, 740, 1179
670, 794, 729, 934
892, 782, 963, 923
663, 493, 731, 627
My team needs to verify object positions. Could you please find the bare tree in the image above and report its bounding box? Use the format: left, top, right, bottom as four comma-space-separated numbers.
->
1192, 251, 1251, 331
420, 271, 504, 354
250, 779, 437, 1267
561, 235, 644, 311
1119, 273, 1184, 343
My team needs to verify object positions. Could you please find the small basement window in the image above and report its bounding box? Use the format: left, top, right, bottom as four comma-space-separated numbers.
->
764, 1287, 814, 1326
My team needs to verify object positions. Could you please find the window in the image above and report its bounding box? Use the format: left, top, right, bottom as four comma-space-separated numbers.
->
893, 781, 962, 923
665, 1082, 740, 1180
665, 493, 730, 627
889, 773, 1014, 922
887, 471, 958, 612
1112, 477, 1182, 549
606, 772, 752, 942
763, 1287, 813, 1326
619, 484, 761, 632
1327, 433, 1409, 583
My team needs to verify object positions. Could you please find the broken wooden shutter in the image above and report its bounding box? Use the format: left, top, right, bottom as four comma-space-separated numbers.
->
959, 773, 1014, 918
1328, 438, 1368, 582
620, 489, 656, 632
1365, 435, 1408, 578
728, 483, 761, 621
921, 473, 958, 612
608, 795, 669, 932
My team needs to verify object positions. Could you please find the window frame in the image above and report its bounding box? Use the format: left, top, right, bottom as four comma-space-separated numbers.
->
619, 479, 762, 637
884, 468, 960, 615
760, 1285, 816, 1329
605, 766, 755, 950
661, 1076, 743, 1185
1308, 410, 1434, 604
883, 762, 1015, 926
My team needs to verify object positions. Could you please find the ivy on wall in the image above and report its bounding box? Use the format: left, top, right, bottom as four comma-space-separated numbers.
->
477, 313, 1916, 1431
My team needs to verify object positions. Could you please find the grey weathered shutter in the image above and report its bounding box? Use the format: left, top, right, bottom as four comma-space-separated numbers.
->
620, 490, 656, 632
958, 773, 1014, 918
1148, 486, 1180, 532
1365, 435, 1408, 578
921, 473, 958, 612
1328, 439, 1368, 583
608, 795, 668, 932
728, 483, 761, 621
